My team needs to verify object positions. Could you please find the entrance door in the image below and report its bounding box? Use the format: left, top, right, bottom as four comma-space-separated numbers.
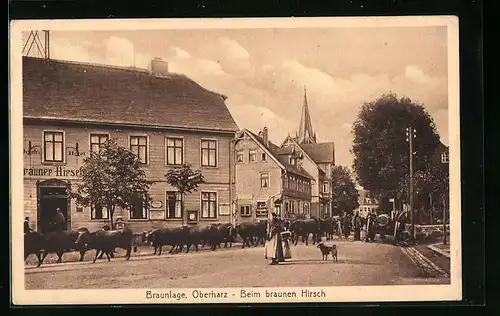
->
39, 196, 69, 233
37, 180, 70, 233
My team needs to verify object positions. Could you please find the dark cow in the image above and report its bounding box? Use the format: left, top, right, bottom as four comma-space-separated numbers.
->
75, 228, 136, 263
24, 231, 45, 267
236, 221, 267, 248
318, 218, 334, 241
144, 226, 190, 255
289, 218, 320, 246
213, 222, 237, 248
187, 224, 220, 252
36, 228, 90, 265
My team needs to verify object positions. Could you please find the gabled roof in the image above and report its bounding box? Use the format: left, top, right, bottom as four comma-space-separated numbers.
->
22, 56, 239, 133
299, 142, 335, 164
281, 136, 325, 174
237, 129, 314, 180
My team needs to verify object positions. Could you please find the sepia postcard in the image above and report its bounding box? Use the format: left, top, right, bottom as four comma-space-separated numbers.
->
10, 17, 462, 305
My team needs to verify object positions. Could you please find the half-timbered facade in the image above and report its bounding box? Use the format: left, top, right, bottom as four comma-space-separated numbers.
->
232, 127, 313, 222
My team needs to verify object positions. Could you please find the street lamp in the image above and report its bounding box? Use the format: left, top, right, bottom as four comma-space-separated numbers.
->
406, 126, 417, 242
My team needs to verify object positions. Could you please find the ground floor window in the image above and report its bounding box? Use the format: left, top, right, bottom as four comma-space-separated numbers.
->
303, 203, 309, 215
240, 205, 251, 217
201, 191, 217, 219
256, 202, 268, 217
166, 191, 182, 219
130, 193, 148, 219
91, 204, 110, 219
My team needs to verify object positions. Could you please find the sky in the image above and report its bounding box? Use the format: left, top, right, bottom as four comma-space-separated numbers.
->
23, 27, 449, 168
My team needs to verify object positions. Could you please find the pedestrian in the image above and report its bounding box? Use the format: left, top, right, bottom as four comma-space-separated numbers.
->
352, 211, 362, 241
342, 212, 351, 239
24, 217, 32, 234
281, 228, 292, 260
52, 208, 66, 232
264, 212, 285, 265
393, 210, 408, 244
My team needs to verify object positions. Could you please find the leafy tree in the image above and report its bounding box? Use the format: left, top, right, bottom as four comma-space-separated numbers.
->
72, 139, 153, 229
396, 165, 449, 224
330, 165, 360, 215
351, 93, 441, 200
165, 163, 205, 225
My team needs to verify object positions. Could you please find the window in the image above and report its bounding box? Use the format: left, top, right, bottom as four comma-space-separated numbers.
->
289, 156, 295, 165
240, 205, 251, 217
236, 150, 244, 163
130, 193, 148, 219
201, 192, 217, 218
261, 172, 270, 188
43, 131, 64, 162
91, 204, 110, 220
283, 176, 289, 189
441, 152, 449, 163
304, 203, 310, 215
166, 191, 182, 219
201, 140, 217, 167
249, 149, 257, 162
256, 202, 268, 217
261, 153, 267, 161
166, 138, 183, 165
130, 136, 148, 164
285, 202, 289, 214
323, 181, 329, 193
90, 134, 109, 154
298, 201, 303, 214
290, 200, 296, 213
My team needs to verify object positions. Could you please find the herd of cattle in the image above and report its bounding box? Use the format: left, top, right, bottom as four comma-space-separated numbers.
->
24, 216, 387, 268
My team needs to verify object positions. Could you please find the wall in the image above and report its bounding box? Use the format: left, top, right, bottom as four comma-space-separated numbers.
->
23, 121, 233, 232
234, 137, 281, 222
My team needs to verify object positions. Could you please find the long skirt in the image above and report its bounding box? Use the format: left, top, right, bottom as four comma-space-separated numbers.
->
283, 238, 292, 259
265, 233, 285, 262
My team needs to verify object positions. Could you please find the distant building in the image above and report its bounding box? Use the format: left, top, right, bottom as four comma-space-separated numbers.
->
23, 56, 239, 232
355, 187, 379, 218
432, 141, 449, 169
232, 127, 313, 222
281, 87, 335, 218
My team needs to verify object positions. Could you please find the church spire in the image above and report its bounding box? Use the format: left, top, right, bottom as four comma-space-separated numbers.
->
297, 85, 316, 144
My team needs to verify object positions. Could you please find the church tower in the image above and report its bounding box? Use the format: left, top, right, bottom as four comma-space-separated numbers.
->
296, 85, 317, 144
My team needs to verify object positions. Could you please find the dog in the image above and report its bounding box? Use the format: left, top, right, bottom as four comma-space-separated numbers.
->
317, 242, 338, 262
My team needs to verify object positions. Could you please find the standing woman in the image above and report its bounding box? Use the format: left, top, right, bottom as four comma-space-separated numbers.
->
265, 213, 285, 265
352, 211, 362, 241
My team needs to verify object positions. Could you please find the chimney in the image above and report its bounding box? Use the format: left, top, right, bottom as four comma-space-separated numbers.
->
149, 57, 169, 77
262, 127, 269, 146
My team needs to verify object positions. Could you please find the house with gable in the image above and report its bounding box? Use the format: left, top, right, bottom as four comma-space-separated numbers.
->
232, 127, 314, 223
281, 87, 335, 219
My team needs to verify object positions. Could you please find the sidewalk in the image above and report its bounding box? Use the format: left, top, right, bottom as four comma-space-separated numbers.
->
427, 243, 450, 258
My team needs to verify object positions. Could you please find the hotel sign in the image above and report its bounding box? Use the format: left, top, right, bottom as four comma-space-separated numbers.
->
24, 166, 82, 178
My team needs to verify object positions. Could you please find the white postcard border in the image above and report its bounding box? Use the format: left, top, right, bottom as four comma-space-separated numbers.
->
10, 16, 462, 305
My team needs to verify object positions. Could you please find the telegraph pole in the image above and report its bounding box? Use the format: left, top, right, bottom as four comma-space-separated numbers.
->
406, 127, 416, 242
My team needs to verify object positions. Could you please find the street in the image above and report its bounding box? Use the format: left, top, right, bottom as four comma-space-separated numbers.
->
25, 240, 450, 289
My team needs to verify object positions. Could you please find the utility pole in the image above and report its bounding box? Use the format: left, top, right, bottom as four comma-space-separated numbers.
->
406, 127, 417, 242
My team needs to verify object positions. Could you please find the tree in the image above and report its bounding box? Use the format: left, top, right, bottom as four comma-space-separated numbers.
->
71, 139, 153, 229
165, 163, 205, 225
396, 165, 449, 224
330, 165, 360, 215
351, 93, 441, 200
